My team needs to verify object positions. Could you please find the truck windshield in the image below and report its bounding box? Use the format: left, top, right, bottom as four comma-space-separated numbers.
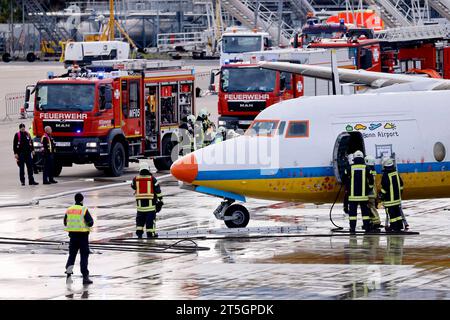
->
221, 68, 276, 92
36, 84, 95, 111
222, 36, 262, 53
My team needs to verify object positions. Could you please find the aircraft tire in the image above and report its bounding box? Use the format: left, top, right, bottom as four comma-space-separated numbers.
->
224, 204, 250, 228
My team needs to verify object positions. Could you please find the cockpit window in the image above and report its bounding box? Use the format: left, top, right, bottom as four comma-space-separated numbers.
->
278, 121, 286, 135
286, 121, 309, 138
246, 120, 279, 136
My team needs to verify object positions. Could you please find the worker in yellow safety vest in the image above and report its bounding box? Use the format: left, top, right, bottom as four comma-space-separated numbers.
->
64, 193, 94, 285
379, 158, 404, 232
131, 162, 163, 238
347, 150, 374, 233
364, 155, 382, 230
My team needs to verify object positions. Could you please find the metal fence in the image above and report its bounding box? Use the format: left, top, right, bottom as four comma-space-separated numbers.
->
3, 92, 25, 121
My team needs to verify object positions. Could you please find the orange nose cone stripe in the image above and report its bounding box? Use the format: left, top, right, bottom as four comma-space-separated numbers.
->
170, 153, 198, 183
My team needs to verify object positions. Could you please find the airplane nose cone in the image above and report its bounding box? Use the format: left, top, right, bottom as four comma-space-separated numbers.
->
170, 153, 198, 183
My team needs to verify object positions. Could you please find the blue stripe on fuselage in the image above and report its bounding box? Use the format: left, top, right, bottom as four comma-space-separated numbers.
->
195, 161, 450, 181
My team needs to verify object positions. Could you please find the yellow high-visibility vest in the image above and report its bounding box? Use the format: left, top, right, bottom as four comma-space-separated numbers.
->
349, 164, 369, 201
65, 205, 90, 232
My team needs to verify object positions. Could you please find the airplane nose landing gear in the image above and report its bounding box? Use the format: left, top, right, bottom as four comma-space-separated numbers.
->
213, 199, 250, 228
224, 204, 250, 228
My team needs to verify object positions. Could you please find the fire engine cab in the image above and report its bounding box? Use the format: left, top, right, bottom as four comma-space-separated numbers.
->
214, 48, 356, 130
27, 60, 195, 176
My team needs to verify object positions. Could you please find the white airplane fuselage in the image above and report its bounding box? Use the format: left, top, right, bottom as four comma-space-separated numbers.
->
171, 90, 450, 203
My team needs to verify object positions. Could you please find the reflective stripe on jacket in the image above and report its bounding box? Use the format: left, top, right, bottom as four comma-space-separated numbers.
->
381, 171, 403, 207
41, 133, 53, 153
368, 168, 377, 198
65, 205, 90, 232
135, 175, 154, 200
349, 164, 369, 201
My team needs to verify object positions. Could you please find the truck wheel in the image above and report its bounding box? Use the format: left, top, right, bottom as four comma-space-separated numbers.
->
26, 52, 36, 62
153, 136, 178, 171
2, 53, 11, 63
53, 162, 63, 177
106, 142, 125, 176
224, 204, 250, 228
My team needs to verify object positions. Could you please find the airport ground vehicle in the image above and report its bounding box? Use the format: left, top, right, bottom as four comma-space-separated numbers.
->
27, 60, 196, 176
214, 48, 356, 130
220, 27, 271, 66
63, 41, 130, 67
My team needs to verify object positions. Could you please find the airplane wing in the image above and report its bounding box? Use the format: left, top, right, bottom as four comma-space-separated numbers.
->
259, 61, 450, 90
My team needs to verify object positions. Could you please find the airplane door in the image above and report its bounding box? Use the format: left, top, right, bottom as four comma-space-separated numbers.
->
121, 78, 143, 137
332, 132, 365, 184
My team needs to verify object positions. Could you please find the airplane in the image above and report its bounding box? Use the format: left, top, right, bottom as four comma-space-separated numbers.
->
170, 61, 450, 228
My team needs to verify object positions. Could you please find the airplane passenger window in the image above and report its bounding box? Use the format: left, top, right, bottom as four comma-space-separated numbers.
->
286, 121, 309, 138
246, 120, 279, 136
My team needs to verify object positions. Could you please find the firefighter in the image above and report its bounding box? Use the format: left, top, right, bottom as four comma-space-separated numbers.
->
347, 150, 374, 233
196, 109, 214, 146
179, 114, 195, 154
213, 126, 227, 144
13, 123, 38, 186
41, 126, 58, 184
379, 158, 404, 232
64, 193, 94, 285
131, 162, 163, 238
365, 155, 382, 230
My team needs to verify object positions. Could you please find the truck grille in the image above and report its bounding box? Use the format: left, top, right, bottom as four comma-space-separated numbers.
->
43, 120, 84, 133
227, 100, 266, 112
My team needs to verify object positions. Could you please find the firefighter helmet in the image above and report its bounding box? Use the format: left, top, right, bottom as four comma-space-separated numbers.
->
217, 126, 226, 134
353, 150, 364, 159
187, 115, 196, 123
382, 158, 394, 168
199, 109, 208, 119
139, 162, 150, 172
364, 155, 375, 166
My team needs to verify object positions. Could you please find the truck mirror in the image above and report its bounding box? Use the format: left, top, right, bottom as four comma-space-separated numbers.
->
25, 89, 31, 102
24, 102, 29, 110
209, 72, 215, 90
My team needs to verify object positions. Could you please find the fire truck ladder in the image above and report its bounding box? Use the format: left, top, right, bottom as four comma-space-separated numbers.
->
429, 0, 450, 20
375, 23, 450, 42
221, 0, 295, 46
22, 0, 72, 46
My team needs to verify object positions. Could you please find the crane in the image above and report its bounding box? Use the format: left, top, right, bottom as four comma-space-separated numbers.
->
99, 0, 138, 49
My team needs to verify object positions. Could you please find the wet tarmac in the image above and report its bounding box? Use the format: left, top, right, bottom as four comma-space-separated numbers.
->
0, 175, 449, 300
0, 60, 449, 299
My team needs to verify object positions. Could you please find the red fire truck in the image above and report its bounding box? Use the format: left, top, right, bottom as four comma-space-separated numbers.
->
27, 60, 196, 176
214, 48, 357, 130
